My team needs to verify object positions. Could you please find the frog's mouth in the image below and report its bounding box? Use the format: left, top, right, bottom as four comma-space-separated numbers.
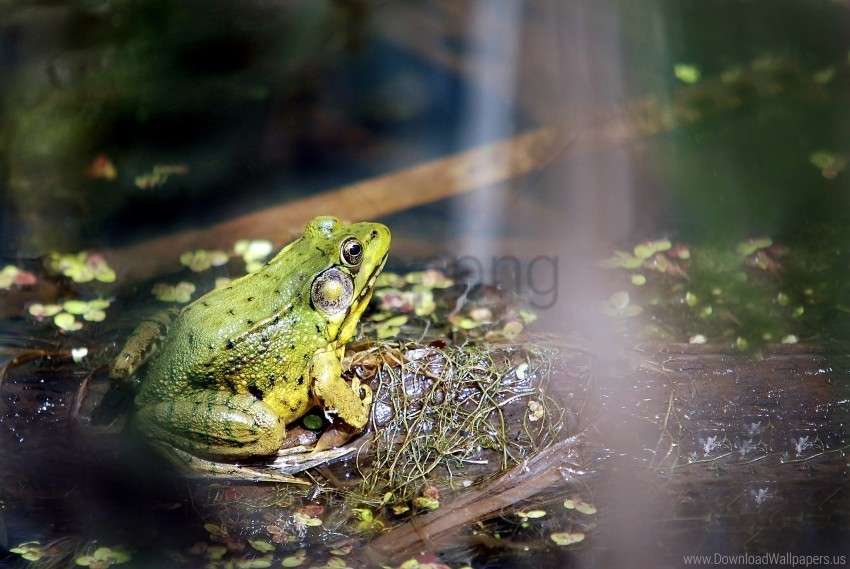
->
346, 252, 388, 317
327, 252, 387, 343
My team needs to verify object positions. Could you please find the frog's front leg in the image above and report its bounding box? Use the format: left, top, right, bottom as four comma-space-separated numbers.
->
310, 348, 372, 429
134, 390, 287, 462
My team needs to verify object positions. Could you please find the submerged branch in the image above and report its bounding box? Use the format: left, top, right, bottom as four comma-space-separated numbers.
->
367, 434, 585, 561
105, 127, 561, 283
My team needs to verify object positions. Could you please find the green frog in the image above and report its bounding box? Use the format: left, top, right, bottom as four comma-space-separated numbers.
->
112, 216, 390, 481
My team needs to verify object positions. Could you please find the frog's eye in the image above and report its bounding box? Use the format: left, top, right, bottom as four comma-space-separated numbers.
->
341, 238, 363, 267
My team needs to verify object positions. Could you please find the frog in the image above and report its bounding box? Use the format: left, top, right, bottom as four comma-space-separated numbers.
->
113, 216, 390, 481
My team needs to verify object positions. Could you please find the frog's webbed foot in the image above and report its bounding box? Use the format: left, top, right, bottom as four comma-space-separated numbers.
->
311, 349, 373, 429
272, 445, 356, 474
110, 308, 180, 382
320, 377, 372, 424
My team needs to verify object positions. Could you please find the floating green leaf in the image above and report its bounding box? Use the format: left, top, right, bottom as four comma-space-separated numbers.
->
235, 239, 274, 272
551, 531, 585, 546
180, 249, 230, 272
281, 550, 307, 567
10, 542, 45, 561
414, 496, 440, 510
54, 312, 83, 331
292, 512, 322, 527
248, 540, 275, 553
152, 282, 196, 303
75, 546, 132, 566
0, 265, 36, 289
673, 63, 701, 84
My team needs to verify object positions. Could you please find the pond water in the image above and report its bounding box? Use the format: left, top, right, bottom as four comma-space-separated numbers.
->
2, 1, 850, 568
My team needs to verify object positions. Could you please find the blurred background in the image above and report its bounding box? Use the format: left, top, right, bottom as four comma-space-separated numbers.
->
3, 0, 848, 264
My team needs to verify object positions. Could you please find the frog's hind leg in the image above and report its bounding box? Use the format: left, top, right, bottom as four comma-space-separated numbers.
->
163, 447, 309, 484
134, 391, 287, 462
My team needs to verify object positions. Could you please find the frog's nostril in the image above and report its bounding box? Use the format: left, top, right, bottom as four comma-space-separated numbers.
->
370, 230, 377, 239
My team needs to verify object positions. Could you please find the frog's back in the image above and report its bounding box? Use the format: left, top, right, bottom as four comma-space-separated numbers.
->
136, 256, 326, 405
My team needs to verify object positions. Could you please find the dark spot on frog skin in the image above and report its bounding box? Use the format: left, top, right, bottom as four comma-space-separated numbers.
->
272, 315, 280, 325
246, 319, 254, 326
273, 289, 280, 295
226, 340, 234, 350
289, 343, 295, 350
314, 324, 322, 335
208, 343, 215, 350
228, 309, 235, 316
202, 301, 210, 308
187, 333, 194, 344
247, 297, 254, 302
248, 385, 264, 400
296, 375, 304, 386
261, 333, 269, 343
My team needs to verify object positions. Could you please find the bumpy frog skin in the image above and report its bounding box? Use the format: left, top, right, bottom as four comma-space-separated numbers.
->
127, 216, 390, 475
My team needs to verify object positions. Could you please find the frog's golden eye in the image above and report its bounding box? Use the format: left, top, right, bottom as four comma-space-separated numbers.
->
312, 268, 354, 315
341, 238, 363, 266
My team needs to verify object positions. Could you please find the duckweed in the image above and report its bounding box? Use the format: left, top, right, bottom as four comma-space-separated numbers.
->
600, 291, 643, 318
595, 236, 850, 347
74, 546, 132, 567
248, 540, 275, 553
517, 510, 547, 521
152, 281, 196, 303
0, 264, 37, 289
46, 251, 116, 283
234, 239, 273, 272
10, 541, 45, 561
674, 63, 701, 84
281, 550, 307, 567
292, 512, 322, 527
414, 496, 440, 510
563, 497, 597, 515
550, 531, 585, 546
28, 298, 111, 331
28, 303, 64, 320
135, 164, 189, 189
54, 312, 83, 331
180, 249, 229, 272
